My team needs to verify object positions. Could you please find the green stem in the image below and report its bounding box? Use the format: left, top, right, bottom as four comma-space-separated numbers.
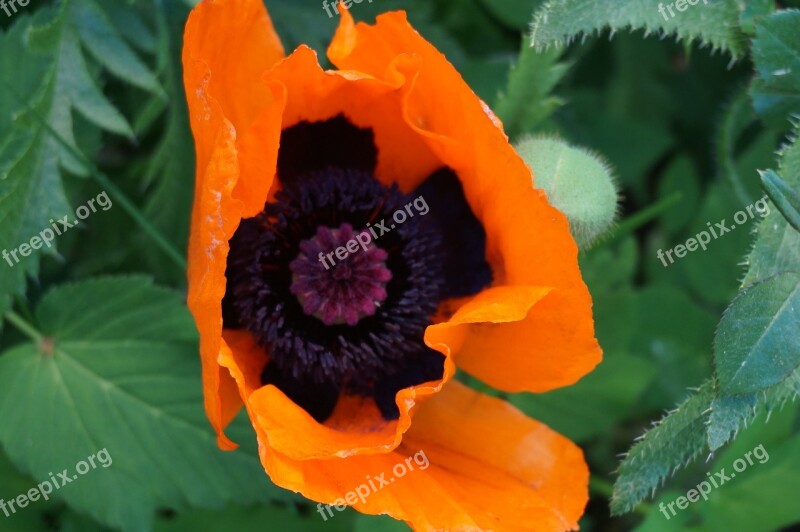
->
598, 192, 682, 245
13, 295, 36, 324
589, 476, 614, 497
4, 311, 43, 344
1, 81, 187, 271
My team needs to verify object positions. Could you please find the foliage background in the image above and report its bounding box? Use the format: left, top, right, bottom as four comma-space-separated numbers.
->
0, 0, 798, 531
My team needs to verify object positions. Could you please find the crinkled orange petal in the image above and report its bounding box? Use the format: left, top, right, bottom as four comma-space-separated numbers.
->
252, 380, 588, 531
425, 286, 553, 353
329, 10, 602, 393
183, 0, 286, 448
220, 329, 456, 461
261, 44, 441, 192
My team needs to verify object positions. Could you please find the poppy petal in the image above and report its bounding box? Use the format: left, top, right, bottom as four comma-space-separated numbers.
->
253, 380, 588, 531
183, 0, 286, 447
328, 10, 602, 393
262, 44, 441, 192
220, 330, 456, 461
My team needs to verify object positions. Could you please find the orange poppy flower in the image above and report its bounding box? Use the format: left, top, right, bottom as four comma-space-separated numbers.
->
182, 1, 602, 530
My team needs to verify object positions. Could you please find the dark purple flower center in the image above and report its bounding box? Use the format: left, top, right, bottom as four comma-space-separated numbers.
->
289, 223, 391, 326
222, 115, 493, 423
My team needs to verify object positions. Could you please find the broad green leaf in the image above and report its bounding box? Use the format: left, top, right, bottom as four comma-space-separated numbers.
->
0, 277, 292, 532
714, 272, 800, 395
515, 136, 618, 248
610, 382, 713, 515
494, 44, 569, 138
529, 0, 746, 59
749, 10, 800, 125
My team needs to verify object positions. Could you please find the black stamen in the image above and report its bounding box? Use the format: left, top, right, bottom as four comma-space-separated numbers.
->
226, 168, 443, 402
277, 115, 377, 182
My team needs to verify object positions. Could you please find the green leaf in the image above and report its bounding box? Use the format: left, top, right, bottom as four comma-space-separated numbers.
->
610, 382, 714, 515
0, 0, 160, 318
478, 0, 547, 30
511, 352, 656, 442
706, 391, 757, 450
627, 285, 715, 408
760, 168, 800, 233
705, 135, 800, 449
743, 134, 800, 285
706, 367, 800, 450
700, 417, 800, 531
98, 0, 158, 54
714, 272, 800, 395
494, 44, 569, 138
69, 0, 164, 98
635, 490, 695, 530
580, 237, 638, 299
0, 448, 55, 532
557, 98, 673, 201
354, 513, 410, 532
678, 182, 762, 306
739, 0, 775, 35
156, 505, 356, 532
657, 156, 701, 235
514, 135, 618, 248
749, 10, 800, 126
716, 85, 757, 206
135, 0, 195, 286
0, 277, 292, 532
60, 510, 108, 532
529, 0, 746, 59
